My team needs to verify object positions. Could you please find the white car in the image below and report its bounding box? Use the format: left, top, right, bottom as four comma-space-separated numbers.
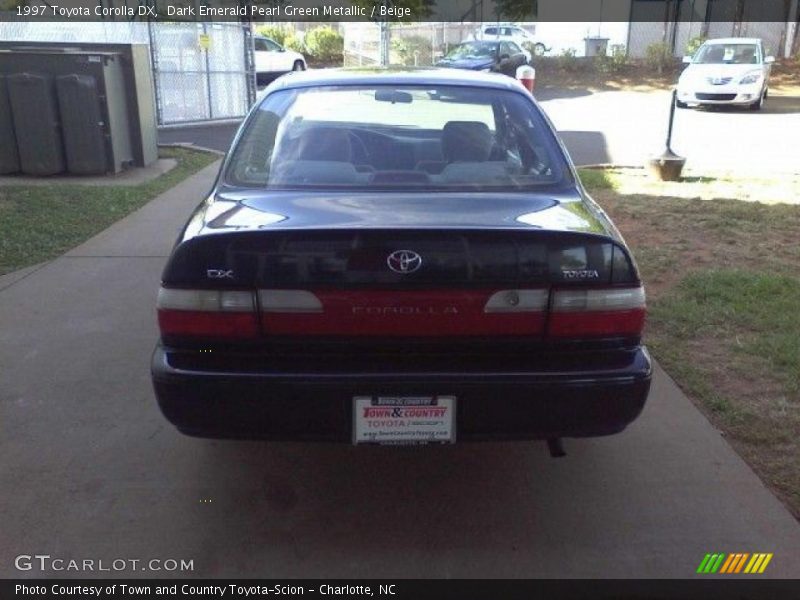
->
676, 38, 775, 111
254, 36, 306, 86
471, 24, 546, 58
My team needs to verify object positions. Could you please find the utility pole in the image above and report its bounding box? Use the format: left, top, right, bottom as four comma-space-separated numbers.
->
373, 0, 394, 66
379, 19, 391, 66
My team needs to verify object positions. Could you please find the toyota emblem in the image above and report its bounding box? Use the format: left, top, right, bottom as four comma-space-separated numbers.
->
387, 250, 422, 274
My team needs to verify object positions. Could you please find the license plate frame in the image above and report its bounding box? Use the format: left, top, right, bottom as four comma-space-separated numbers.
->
352, 395, 456, 445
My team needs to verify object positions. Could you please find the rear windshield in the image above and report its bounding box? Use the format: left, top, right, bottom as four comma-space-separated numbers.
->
224, 84, 570, 192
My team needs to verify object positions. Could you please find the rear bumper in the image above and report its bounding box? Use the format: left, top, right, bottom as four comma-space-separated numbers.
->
151, 344, 652, 442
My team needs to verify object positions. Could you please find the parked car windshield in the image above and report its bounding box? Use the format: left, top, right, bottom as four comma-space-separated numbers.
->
225, 84, 569, 192
446, 42, 498, 59
694, 43, 760, 64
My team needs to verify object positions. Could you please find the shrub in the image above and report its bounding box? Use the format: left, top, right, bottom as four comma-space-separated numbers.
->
392, 35, 433, 66
256, 24, 288, 46
596, 44, 628, 73
556, 48, 579, 72
685, 35, 706, 57
304, 26, 344, 65
283, 30, 305, 54
645, 41, 674, 74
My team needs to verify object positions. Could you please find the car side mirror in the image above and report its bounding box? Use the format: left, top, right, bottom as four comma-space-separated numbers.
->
682, 56, 692, 64
764, 56, 775, 64
279, 47, 286, 53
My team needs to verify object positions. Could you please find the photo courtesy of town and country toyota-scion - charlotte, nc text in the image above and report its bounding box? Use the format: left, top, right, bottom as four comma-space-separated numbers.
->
14, 3, 411, 19
14, 584, 395, 597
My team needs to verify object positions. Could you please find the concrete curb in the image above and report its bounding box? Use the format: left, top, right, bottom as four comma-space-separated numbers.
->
158, 142, 226, 157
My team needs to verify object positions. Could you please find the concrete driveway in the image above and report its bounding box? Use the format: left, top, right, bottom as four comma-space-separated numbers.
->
538, 87, 800, 172
2, 162, 800, 578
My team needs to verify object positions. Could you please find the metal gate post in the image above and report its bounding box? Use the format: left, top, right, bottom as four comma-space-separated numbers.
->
147, 19, 163, 127
241, 20, 257, 106
202, 22, 213, 120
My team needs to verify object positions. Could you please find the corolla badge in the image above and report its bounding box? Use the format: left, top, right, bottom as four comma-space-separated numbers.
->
387, 250, 422, 274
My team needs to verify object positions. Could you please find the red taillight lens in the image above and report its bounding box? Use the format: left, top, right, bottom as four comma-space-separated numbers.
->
157, 288, 258, 339
548, 286, 646, 338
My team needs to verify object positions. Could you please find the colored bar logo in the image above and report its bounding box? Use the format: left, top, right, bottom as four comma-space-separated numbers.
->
696, 553, 773, 574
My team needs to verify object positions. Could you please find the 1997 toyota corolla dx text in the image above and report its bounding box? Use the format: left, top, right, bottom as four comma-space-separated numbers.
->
151, 68, 651, 450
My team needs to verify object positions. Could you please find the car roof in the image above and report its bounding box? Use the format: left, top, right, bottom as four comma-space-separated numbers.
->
704, 38, 761, 45
266, 67, 525, 93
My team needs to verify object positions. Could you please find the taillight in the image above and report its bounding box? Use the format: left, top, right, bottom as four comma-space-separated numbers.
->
484, 289, 548, 313
548, 286, 646, 338
157, 288, 258, 339
258, 290, 323, 313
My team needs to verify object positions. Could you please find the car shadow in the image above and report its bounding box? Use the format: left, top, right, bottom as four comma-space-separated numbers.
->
158, 122, 241, 154
558, 130, 612, 166
535, 86, 595, 101
182, 438, 619, 576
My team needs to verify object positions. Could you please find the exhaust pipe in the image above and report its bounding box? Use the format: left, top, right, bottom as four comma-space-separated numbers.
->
547, 438, 566, 458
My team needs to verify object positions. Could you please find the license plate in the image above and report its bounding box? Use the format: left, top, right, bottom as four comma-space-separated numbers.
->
353, 395, 456, 445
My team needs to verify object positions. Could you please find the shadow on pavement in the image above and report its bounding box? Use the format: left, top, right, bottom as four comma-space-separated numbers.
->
558, 131, 612, 166
183, 438, 605, 576
534, 86, 595, 101
159, 122, 242, 154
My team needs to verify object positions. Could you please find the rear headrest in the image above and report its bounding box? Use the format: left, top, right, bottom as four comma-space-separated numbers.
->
442, 121, 493, 163
297, 128, 352, 162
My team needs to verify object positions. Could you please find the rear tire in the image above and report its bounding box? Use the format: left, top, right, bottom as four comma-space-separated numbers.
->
292, 60, 305, 72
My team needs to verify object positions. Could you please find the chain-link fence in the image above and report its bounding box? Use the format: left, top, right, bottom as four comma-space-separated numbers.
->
627, 20, 792, 58
0, 21, 149, 44
150, 22, 253, 124
344, 22, 500, 68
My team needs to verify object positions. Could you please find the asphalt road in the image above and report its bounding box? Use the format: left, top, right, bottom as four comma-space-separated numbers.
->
158, 87, 800, 172
2, 162, 800, 578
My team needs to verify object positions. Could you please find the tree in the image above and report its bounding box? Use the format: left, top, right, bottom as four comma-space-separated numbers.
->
494, 0, 538, 21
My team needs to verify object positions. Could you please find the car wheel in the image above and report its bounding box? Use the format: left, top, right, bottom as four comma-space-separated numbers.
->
533, 43, 547, 56
292, 60, 305, 72
749, 92, 764, 111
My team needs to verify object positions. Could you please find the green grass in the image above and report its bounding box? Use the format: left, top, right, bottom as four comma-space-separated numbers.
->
575, 168, 614, 190
578, 167, 800, 205
580, 169, 800, 517
647, 271, 800, 509
0, 148, 217, 275
650, 270, 800, 396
